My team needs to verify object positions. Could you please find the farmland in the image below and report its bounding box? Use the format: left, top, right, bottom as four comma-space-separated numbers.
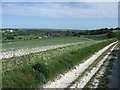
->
2, 36, 90, 52
1, 28, 119, 89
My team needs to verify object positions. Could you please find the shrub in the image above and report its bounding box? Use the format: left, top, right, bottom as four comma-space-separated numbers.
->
19, 37, 22, 39
106, 32, 116, 39
6, 35, 14, 40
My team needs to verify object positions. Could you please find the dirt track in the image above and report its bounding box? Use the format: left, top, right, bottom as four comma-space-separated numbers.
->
43, 42, 117, 88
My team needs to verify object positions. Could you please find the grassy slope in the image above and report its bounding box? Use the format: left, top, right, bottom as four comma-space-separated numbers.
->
81, 34, 107, 40
2, 39, 116, 88
2, 41, 95, 72
81, 30, 120, 41
2, 36, 90, 52
67, 43, 116, 88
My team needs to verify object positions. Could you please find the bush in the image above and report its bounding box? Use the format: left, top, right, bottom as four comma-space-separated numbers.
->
6, 35, 14, 40
19, 37, 22, 39
106, 32, 116, 39
32, 63, 50, 79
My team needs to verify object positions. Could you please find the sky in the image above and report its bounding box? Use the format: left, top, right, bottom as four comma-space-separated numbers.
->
1, 2, 118, 30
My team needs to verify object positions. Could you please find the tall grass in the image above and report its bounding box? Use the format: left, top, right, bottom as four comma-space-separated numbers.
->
2, 39, 116, 88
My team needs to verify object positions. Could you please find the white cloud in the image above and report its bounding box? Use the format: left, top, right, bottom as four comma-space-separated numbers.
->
2, 2, 118, 18
2, 0, 120, 2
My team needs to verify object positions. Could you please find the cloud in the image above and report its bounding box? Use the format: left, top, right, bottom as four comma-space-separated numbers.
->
2, 2, 118, 18
2, 0, 120, 2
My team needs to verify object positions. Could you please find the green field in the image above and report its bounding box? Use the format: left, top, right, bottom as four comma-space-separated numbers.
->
84, 34, 108, 40
2, 36, 90, 52
2, 33, 110, 52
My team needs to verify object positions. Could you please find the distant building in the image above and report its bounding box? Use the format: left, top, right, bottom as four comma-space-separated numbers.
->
39, 36, 42, 39
10, 30, 13, 32
43, 36, 48, 38
6, 29, 14, 33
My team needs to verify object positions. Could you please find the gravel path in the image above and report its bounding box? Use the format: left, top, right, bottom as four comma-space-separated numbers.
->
43, 42, 117, 88
1, 42, 85, 59
87, 60, 109, 88
70, 44, 117, 88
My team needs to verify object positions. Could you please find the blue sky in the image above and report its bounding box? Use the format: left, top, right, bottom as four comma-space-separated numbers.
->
2, 2, 118, 30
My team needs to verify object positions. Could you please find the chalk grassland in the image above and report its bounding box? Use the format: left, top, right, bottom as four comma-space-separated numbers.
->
2, 41, 95, 72
1, 36, 92, 59
2, 39, 116, 88
2, 36, 90, 52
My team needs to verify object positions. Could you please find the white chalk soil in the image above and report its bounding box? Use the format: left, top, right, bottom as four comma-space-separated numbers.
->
89, 61, 109, 88
71, 44, 117, 88
43, 42, 117, 88
1, 42, 85, 59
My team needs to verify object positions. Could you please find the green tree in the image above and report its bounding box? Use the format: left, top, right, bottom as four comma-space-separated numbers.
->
106, 32, 115, 39
6, 35, 14, 40
19, 37, 22, 40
